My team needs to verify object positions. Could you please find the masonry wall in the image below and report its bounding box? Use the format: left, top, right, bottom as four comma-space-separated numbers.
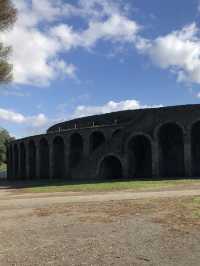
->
7, 105, 200, 180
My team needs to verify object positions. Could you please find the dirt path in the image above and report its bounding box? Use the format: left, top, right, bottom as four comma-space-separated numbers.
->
0, 187, 199, 265
0, 187, 200, 209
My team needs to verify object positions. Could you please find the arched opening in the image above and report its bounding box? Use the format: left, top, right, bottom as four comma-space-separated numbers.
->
29, 140, 36, 179
69, 133, 83, 168
191, 121, 200, 177
90, 131, 105, 153
39, 138, 49, 179
158, 123, 185, 178
53, 137, 65, 179
19, 142, 26, 179
128, 135, 152, 178
99, 155, 122, 179
14, 144, 19, 179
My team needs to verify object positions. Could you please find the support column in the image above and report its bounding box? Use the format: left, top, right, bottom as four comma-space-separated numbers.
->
49, 139, 54, 179
184, 133, 192, 177
64, 137, 70, 178
10, 145, 14, 180
152, 140, 159, 178
12, 145, 16, 179
83, 134, 90, 158
123, 156, 129, 178
7, 145, 11, 179
35, 140, 40, 179
13, 144, 18, 179
25, 142, 30, 179
18, 143, 21, 179
6, 145, 10, 180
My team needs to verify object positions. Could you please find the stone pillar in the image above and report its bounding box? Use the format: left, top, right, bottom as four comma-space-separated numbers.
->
49, 139, 54, 179
13, 144, 17, 179
18, 143, 21, 179
152, 140, 159, 178
83, 134, 90, 158
123, 156, 129, 178
9, 145, 13, 180
35, 140, 40, 179
12, 145, 16, 180
184, 133, 192, 177
8, 145, 13, 180
6, 145, 10, 180
7, 145, 10, 179
64, 136, 70, 178
25, 142, 30, 179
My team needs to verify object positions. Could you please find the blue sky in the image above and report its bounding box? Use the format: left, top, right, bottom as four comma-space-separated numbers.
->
1, 0, 200, 138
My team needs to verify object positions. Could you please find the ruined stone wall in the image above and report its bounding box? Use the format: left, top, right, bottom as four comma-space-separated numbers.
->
7, 104, 200, 180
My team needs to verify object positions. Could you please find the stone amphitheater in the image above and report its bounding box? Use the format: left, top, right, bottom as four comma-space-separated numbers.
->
6, 104, 200, 180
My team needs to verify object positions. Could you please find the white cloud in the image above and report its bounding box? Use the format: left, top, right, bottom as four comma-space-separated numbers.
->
0, 108, 26, 124
72, 99, 162, 118
52, 14, 139, 50
0, 108, 48, 127
1, 0, 140, 86
0, 99, 162, 137
136, 23, 200, 85
80, 14, 139, 47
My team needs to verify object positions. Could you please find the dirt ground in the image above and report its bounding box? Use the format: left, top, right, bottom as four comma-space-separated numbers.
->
0, 187, 200, 266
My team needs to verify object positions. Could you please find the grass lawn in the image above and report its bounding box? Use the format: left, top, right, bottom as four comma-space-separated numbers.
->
23, 179, 200, 193
190, 197, 200, 218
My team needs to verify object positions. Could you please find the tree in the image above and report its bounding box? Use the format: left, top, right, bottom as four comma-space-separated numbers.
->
0, 0, 16, 83
0, 128, 14, 165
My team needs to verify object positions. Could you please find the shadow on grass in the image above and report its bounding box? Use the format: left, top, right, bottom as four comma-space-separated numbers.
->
0, 176, 197, 190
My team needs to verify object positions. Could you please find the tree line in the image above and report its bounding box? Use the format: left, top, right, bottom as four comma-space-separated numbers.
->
0, 0, 16, 83
0, 128, 14, 166
0, 1, 17, 167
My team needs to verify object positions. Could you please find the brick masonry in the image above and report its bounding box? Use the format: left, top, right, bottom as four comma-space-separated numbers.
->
7, 104, 200, 180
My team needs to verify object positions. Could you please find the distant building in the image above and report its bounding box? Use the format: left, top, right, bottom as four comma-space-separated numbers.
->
7, 104, 200, 180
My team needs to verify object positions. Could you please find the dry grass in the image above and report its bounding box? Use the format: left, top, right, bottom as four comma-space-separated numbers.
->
33, 196, 200, 230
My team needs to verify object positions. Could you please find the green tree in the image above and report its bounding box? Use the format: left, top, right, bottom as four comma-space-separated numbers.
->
0, 0, 16, 83
0, 128, 14, 165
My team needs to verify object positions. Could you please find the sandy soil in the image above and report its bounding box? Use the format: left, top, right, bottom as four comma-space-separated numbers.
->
0, 187, 200, 265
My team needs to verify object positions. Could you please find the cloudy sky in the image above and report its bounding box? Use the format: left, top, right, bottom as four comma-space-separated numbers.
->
1, 0, 200, 138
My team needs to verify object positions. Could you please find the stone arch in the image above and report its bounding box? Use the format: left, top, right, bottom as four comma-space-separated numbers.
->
14, 144, 19, 179
158, 122, 185, 177
90, 131, 105, 153
191, 120, 200, 177
19, 142, 26, 179
98, 155, 123, 179
127, 134, 152, 178
29, 140, 36, 179
39, 138, 49, 179
69, 133, 83, 168
53, 136, 65, 179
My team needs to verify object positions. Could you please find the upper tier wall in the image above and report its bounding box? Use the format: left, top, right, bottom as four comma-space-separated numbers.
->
47, 104, 200, 133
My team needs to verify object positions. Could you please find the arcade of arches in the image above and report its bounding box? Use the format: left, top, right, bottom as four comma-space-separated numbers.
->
7, 122, 200, 180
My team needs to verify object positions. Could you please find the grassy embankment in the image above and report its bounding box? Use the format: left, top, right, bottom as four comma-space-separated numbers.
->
24, 179, 200, 193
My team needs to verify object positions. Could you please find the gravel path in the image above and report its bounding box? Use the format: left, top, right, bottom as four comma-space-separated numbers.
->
0, 188, 200, 209
0, 187, 199, 265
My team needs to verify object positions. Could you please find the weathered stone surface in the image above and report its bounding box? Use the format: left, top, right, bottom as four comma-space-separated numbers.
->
7, 104, 200, 180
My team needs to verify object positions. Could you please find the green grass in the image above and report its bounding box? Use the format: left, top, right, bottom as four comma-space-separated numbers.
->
190, 197, 200, 218
23, 179, 200, 193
